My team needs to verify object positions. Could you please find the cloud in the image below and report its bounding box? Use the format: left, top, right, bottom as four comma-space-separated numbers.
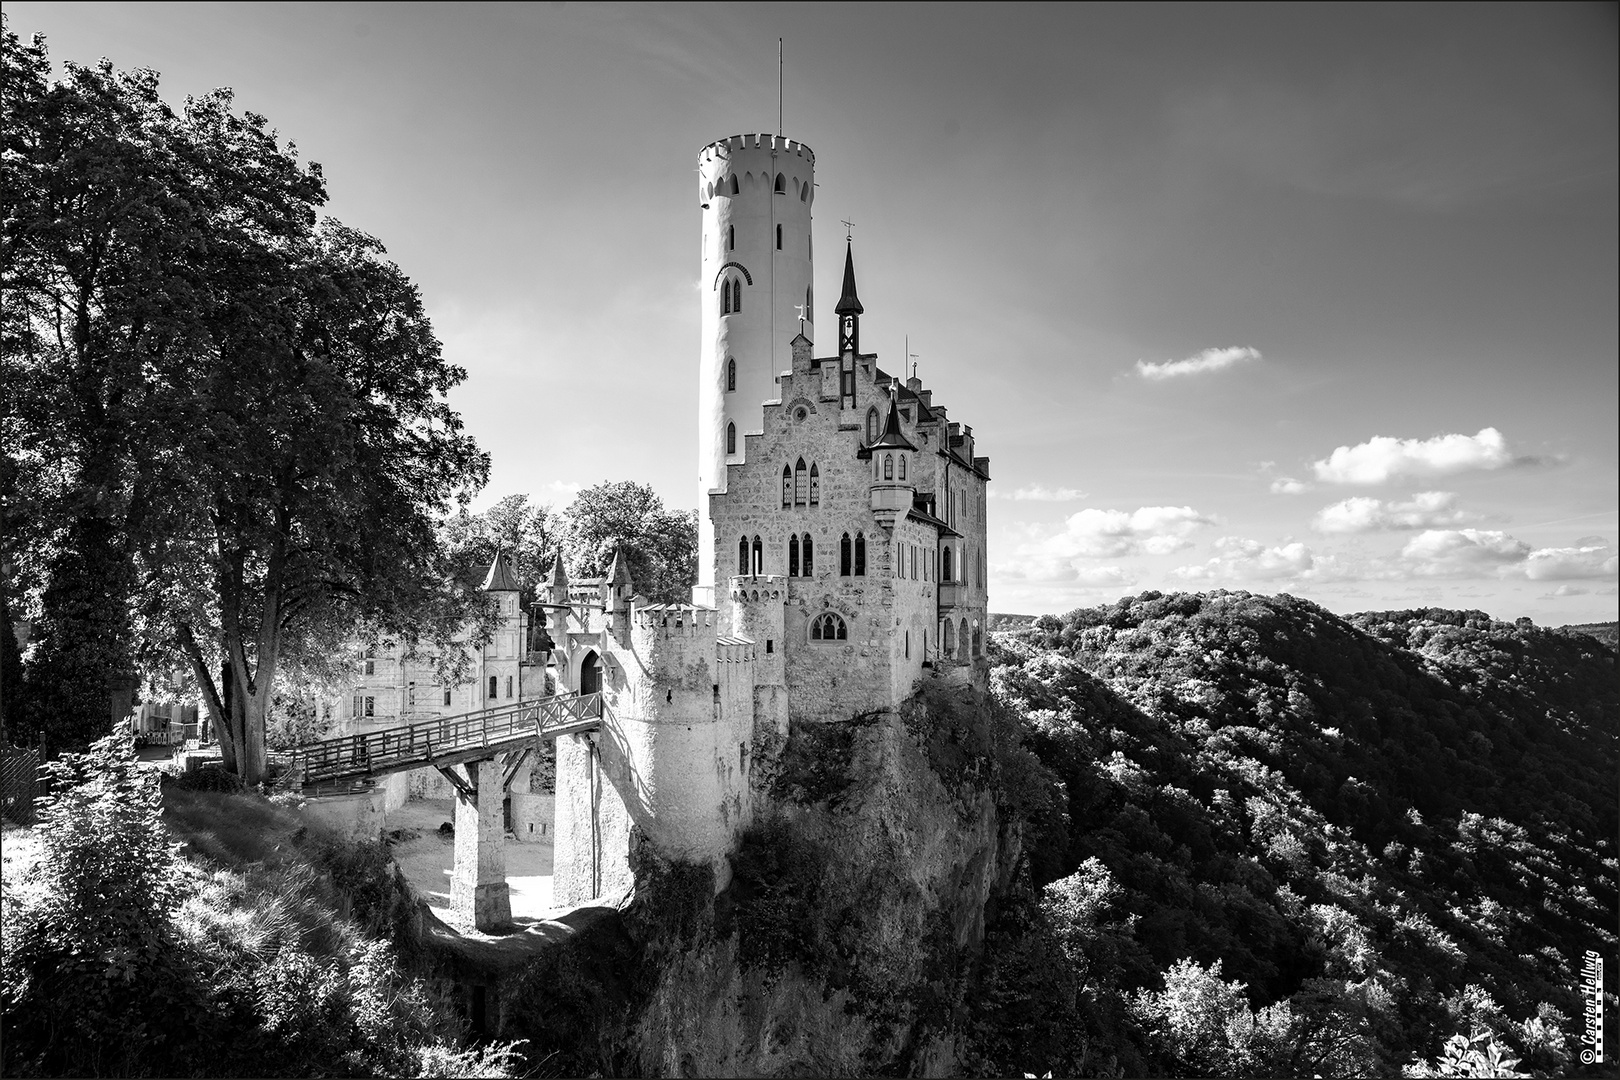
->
1136, 346, 1261, 381
1399, 529, 1532, 576
1522, 544, 1619, 581
1035, 505, 1218, 560
1173, 537, 1341, 582
1312, 491, 1478, 534
994, 484, 1089, 502
1311, 428, 1514, 485
1270, 478, 1309, 495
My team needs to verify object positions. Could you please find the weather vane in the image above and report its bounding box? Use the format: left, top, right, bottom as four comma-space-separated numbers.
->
841, 219, 854, 240
794, 302, 807, 330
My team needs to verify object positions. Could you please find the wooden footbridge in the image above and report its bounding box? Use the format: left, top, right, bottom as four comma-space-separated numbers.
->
292, 691, 605, 789
290, 691, 608, 932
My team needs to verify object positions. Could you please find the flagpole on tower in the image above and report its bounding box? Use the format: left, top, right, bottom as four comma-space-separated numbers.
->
778, 38, 784, 135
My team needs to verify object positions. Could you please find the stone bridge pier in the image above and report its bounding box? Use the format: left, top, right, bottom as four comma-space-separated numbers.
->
440, 751, 533, 931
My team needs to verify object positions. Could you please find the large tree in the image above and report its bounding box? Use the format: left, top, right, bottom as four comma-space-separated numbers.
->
3, 27, 489, 780
561, 481, 697, 604
439, 493, 559, 606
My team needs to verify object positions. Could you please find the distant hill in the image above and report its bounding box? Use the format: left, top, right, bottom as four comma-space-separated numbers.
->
981, 590, 1617, 1077
1558, 621, 1618, 651
986, 612, 1037, 632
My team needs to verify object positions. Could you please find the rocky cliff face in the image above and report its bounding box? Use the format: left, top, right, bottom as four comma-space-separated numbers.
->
497, 685, 1038, 1077
630, 702, 1025, 1076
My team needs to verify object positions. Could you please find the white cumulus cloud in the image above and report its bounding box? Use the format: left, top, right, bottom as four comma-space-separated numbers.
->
1136, 346, 1262, 381
1311, 491, 1477, 533
1311, 428, 1514, 485
1037, 505, 1218, 559
994, 484, 1089, 502
1522, 543, 1619, 581
1173, 537, 1338, 582
1400, 528, 1532, 575
1270, 478, 1310, 495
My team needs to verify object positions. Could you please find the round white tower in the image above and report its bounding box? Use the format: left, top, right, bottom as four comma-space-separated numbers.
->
695, 134, 815, 600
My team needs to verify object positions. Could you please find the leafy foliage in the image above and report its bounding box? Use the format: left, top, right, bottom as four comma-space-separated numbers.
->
561, 481, 697, 604
979, 591, 1616, 1077
1, 739, 521, 1076
439, 493, 559, 606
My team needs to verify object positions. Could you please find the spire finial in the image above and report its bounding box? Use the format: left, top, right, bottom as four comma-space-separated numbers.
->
835, 240, 864, 316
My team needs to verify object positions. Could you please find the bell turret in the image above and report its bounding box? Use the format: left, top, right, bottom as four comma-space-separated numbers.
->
869, 385, 916, 530
835, 241, 863, 357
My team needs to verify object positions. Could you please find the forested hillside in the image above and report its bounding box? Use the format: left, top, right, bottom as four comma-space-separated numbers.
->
974, 591, 1616, 1077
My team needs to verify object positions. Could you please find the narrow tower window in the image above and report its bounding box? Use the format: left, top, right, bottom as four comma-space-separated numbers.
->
774, 172, 785, 193
884, 454, 893, 481
866, 408, 879, 443
808, 464, 819, 505
854, 533, 867, 576
840, 533, 852, 576
726, 358, 736, 391
739, 537, 749, 575
898, 456, 907, 481
732, 278, 742, 312
789, 535, 800, 577
802, 534, 814, 576
726, 422, 736, 455
727, 225, 735, 250
776, 224, 783, 250
752, 535, 763, 574
721, 283, 731, 316
942, 547, 953, 582
781, 465, 792, 507
806, 285, 813, 318
729, 176, 739, 195
801, 181, 809, 202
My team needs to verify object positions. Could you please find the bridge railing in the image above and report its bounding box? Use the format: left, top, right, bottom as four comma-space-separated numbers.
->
296, 691, 604, 785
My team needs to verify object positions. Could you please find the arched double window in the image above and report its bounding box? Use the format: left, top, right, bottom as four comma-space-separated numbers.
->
738, 536, 750, 575
726, 358, 736, 392
810, 612, 847, 641
794, 458, 807, 505
726, 422, 736, 455
808, 464, 819, 505
789, 535, 799, 577
840, 533, 852, 576
801, 533, 813, 576
854, 532, 867, 576
781, 465, 792, 507
774, 172, 786, 193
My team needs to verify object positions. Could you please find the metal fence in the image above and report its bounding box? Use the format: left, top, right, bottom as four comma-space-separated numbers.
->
1, 746, 40, 825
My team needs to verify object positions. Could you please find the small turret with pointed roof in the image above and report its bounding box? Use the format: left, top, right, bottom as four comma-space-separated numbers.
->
604, 547, 635, 612
543, 554, 569, 604
868, 383, 917, 452
835, 241, 863, 356
481, 551, 520, 593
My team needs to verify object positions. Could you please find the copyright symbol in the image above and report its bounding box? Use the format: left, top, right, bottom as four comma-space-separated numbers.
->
1582, 1050, 1595, 1064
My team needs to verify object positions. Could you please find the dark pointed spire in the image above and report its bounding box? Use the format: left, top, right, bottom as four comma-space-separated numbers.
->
868, 382, 916, 452
481, 550, 521, 592
834, 241, 864, 316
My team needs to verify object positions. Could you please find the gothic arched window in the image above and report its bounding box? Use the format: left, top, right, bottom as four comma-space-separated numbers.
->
774, 172, 786, 193
854, 533, 867, 576
729, 176, 739, 195
802, 534, 813, 577
883, 454, 893, 481
781, 465, 792, 507
721, 283, 731, 316
840, 533, 852, 576
738, 536, 749, 576
726, 422, 736, 455
789, 535, 799, 577
866, 407, 879, 443
794, 458, 807, 505
732, 278, 742, 312
752, 535, 763, 575
808, 464, 819, 505
810, 613, 847, 641
726, 358, 736, 392
898, 455, 907, 481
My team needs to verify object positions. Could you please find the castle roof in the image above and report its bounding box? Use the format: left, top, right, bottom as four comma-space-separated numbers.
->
481, 551, 521, 592
607, 548, 634, 589
544, 556, 569, 589
908, 503, 961, 537
834, 241, 864, 316
867, 386, 916, 452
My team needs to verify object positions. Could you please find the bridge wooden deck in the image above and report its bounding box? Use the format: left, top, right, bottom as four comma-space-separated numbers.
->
294, 691, 604, 787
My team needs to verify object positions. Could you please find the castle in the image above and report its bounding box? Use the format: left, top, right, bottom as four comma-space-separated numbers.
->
345, 133, 991, 904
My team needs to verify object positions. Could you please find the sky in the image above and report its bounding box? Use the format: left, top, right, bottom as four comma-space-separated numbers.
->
10, 2, 1617, 624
